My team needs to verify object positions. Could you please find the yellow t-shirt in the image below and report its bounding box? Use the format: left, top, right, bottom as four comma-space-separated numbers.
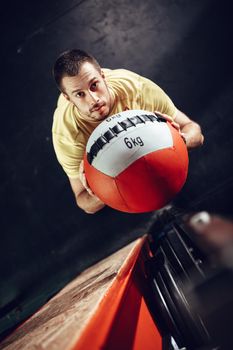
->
52, 68, 177, 179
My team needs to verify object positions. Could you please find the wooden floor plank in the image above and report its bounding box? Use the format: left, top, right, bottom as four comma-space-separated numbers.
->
0, 238, 144, 350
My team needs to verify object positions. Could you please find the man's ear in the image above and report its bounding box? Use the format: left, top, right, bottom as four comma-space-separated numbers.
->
62, 92, 70, 101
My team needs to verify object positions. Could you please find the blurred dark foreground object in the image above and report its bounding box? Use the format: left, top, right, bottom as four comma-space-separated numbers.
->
146, 208, 233, 350
1, 208, 232, 350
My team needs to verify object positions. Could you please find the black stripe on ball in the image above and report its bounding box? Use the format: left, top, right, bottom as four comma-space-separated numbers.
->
86, 113, 164, 164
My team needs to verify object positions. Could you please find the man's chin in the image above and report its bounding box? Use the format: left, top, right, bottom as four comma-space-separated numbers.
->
93, 108, 109, 121
95, 114, 107, 121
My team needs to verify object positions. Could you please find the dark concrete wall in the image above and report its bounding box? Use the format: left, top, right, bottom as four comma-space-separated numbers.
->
1, 0, 233, 339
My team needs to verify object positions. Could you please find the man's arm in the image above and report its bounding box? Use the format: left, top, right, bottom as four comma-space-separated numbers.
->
156, 109, 204, 149
173, 109, 204, 149
69, 177, 105, 214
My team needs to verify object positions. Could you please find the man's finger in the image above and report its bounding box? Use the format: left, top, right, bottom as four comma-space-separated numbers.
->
171, 121, 180, 130
154, 110, 173, 123
78, 160, 96, 196
180, 132, 187, 144
79, 160, 84, 174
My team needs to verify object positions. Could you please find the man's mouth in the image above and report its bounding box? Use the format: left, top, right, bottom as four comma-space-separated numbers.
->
92, 104, 104, 112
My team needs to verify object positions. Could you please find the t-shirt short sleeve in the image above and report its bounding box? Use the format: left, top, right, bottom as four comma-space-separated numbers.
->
139, 76, 177, 118
52, 133, 84, 179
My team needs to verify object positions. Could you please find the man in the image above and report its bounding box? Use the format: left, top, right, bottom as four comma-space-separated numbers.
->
52, 49, 204, 214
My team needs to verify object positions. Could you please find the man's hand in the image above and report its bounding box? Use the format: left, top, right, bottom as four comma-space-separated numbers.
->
154, 110, 204, 149
79, 160, 95, 196
68, 161, 105, 214
154, 111, 179, 130
154, 111, 187, 144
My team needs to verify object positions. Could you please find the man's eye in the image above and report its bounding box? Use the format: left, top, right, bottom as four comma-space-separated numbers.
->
91, 82, 97, 91
77, 91, 84, 97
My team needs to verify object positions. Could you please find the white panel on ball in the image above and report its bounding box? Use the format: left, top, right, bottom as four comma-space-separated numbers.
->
86, 110, 173, 177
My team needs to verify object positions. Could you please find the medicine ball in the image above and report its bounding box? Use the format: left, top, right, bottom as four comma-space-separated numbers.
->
84, 110, 188, 213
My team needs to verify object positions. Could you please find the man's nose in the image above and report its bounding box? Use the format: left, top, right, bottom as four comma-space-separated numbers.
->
88, 90, 99, 104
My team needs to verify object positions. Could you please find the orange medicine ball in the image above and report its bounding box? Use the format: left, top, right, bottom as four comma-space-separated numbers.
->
84, 110, 189, 213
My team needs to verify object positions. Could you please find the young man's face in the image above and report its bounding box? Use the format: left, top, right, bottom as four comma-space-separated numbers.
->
62, 62, 113, 122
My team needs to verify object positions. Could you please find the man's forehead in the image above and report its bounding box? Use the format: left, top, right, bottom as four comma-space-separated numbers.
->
79, 61, 101, 78
63, 69, 101, 92
78, 70, 97, 84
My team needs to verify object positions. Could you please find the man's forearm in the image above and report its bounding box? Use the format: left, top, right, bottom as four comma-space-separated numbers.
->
76, 190, 105, 214
174, 109, 204, 149
181, 121, 204, 149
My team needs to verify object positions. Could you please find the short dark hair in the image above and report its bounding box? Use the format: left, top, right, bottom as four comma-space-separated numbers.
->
52, 49, 101, 91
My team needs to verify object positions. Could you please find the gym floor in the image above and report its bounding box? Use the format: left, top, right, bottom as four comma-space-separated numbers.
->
1, 0, 233, 340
